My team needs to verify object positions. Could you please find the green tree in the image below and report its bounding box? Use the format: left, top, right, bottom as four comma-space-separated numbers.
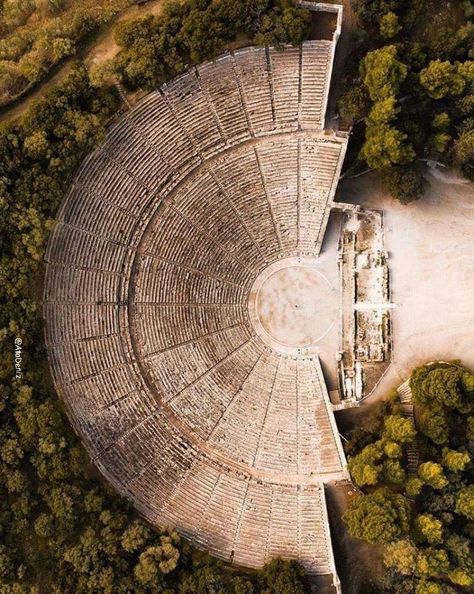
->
361, 118, 415, 169
258, 558, 306, 594
415, 514, 443, 544
419, 60, 466, 99
179, 563, 227, 594
383, 440, 402, 458
347, 441, 384, 486
0, 544, 15, 581
406, 477, 424, 497
383, 459, 406, 484
379, 12, 401, 39
360, 96, 415, 169
381, 165, 425, 204
360, 45, 408, 101
134, 536, 181, 583
51, 37, 75, 62
411, 364, 472, 411
428, 132, 451, 155
337, 84, 370, 122
415, 580, 443, 594
441, 448, 470, 472
233, 577, 256, 594
254, 4, 311, 47
383, 415, 416, 443
448, 568, 473, 586
343, 488, 411, 544
446, 533, 473, 571
455, 485, 474, 520
383, 538, 417, 575
417, 462, 448, 490
432, 113, 450, 131
418, 407, 449, 445
121, 521, 152, 553
453, 130, 474, 180
416, 547, 450, 577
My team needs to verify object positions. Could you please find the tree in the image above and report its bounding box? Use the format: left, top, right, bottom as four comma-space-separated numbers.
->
23, 130, 49, 159
0, 544, 15, 581
455, 485, 474, 520
415, 514, 443, 544
380, 569, 416, 594
419, 60, 465, 99
446, 533, 473, 570
410, 364, 472, 411
417, 462, 448, 490
415, 580, 443, 594
134, 536, 181, 584
233, 577, 256, 594
360, 45, 408, 101
418, 407, 449, 445
383, 415, 416, 443
448, 568, 473, 586
361, 118, 415, 169
428, 132, 451, 155
432, 113, 450, 131
379, 12, 401, 39
337, 84, 370, 122
47, 0, 65, 15
254, 4, 311, 48
441, 448, 470, 472
453, 130, 474, 180
121, 521, 152, 553
383, 539, 417, 575
383, 440, 402, 458
381, 165, 425, 204
343, 488, 411, 544
360, 95, 415, 169
406, 477, 424, 497
383, 459, 406, 484
51, 38, 75, 62
347, 441, 384, 486
416, 547, 450, 577
352, 0, 400, 26
258, 558, 306, 594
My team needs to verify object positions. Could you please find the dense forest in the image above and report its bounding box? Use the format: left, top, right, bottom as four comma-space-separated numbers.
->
343, 362, 474, 594
0, 0, 473, 592
338, 0, 473, 202
0, 0, 134, 105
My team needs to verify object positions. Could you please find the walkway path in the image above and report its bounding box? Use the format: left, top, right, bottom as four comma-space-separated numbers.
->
0, 0, 163, 123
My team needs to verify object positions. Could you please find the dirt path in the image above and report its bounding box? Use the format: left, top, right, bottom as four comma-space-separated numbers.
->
0, 0, 163, 124
326, 482, 384, 594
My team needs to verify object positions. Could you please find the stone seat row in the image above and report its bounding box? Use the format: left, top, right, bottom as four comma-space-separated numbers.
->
155, 456, 334, 575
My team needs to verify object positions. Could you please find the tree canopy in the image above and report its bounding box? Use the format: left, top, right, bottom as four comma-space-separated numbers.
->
343, 362, 474, 593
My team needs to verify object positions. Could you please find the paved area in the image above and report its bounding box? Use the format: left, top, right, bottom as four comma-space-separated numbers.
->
337, 169, 474, 399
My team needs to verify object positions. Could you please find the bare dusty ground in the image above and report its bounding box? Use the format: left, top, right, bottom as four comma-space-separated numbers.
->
251, 260, 338, 349
84, 0, 164, 67
337, 169, 474, 400
326, 482, 384, 594
247, 212, 341, 391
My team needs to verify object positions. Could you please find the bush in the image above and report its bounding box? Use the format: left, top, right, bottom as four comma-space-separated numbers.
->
381, 165, 425, 204
343, 488, 411, 544
113, 0, 310, 90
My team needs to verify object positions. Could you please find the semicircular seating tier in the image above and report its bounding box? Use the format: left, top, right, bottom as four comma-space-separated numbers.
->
44, 41, 349, 587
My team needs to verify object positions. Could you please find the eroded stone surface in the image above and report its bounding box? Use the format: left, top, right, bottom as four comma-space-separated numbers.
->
249, 258, 338, 352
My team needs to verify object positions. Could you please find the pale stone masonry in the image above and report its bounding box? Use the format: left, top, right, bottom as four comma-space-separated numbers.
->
44, 19, 348, 593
